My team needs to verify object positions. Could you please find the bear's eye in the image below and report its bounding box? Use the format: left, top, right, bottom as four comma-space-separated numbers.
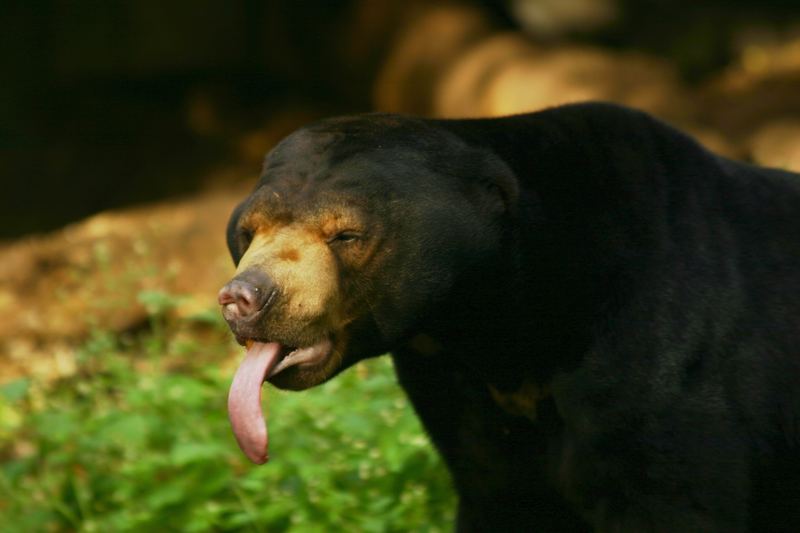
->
327, 231, 361, 245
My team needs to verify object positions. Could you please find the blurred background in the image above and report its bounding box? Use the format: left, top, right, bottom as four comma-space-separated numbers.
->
2, 0, 800, 530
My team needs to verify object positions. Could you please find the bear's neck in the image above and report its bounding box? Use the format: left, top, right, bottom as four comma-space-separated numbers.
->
421, 211, 608, 392
428, 104, 721, 391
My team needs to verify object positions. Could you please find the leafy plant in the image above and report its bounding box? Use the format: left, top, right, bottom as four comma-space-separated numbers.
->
0, 295, 455, 532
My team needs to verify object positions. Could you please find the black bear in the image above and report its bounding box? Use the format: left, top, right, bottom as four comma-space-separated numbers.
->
219, 102, 800, 532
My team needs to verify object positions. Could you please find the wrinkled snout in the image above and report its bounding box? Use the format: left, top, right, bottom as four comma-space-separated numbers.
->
218, 270, 277, 328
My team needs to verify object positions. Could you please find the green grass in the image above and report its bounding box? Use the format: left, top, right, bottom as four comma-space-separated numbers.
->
0, 294, 456, 532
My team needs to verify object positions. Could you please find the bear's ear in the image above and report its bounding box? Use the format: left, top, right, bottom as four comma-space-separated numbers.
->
471, 150, 520, 217
226, 200, 249, 265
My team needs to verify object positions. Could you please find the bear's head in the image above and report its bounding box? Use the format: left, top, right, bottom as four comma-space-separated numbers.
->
220, 115, 519, 393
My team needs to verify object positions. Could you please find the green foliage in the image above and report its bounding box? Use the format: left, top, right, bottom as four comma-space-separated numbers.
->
0, 298, 455, 532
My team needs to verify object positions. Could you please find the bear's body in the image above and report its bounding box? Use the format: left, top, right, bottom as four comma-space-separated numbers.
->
221, 103, 800, 532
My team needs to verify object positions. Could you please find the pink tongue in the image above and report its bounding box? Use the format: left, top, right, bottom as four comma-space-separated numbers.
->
228, 341, 282, 464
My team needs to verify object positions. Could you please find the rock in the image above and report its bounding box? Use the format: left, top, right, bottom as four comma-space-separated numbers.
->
373, 4, 493, 115
697, 35, 800, 147
749, 120, 800, 172
373, 5, 695, 127
435, 39, 693, 121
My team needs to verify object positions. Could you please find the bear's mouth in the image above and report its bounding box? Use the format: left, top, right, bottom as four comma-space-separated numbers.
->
234, 337, 332, 378
227, 338, 334, 465
269, 341, 333, 378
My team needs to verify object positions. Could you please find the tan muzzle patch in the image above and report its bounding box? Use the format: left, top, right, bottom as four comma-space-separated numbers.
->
235, 227, 340, 325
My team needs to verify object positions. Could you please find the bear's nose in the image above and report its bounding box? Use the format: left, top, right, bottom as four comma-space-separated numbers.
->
218, 271, 276, 320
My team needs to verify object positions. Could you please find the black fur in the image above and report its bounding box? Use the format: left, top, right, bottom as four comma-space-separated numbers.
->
227, 103, 800, 532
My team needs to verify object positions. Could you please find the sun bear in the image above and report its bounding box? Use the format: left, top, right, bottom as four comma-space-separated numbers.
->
218, 102, 800, 532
